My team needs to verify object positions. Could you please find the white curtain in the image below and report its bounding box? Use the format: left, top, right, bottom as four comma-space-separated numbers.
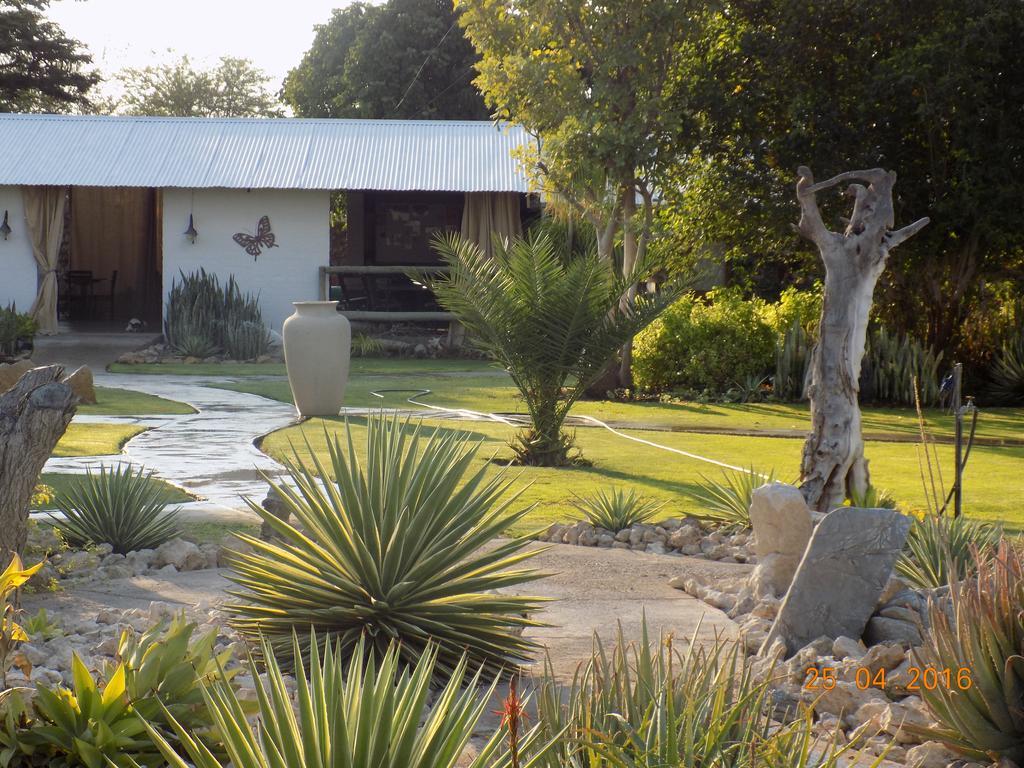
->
460, 192, 523, 256
23, 186, 67, 335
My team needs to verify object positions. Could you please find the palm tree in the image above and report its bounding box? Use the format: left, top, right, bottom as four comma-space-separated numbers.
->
431, 231, 676, 466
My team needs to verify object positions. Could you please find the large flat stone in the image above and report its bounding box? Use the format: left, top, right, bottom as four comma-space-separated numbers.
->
760, 507, 911, 657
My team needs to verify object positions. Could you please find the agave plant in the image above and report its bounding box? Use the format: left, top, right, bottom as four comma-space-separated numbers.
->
684, 467, 776, 530
571, 488, 664, 531
226, 415, 548, 678
430, 231, 678, 466
531, 621, 883, 768
896, 513, 1002, 589
143, 633, 544, 768
49, 464, 180, 554
913, 540, 1024, 762
987, 332, 1024, 405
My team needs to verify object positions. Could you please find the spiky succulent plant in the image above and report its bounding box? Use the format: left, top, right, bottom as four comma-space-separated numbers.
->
225, 415, 549, 678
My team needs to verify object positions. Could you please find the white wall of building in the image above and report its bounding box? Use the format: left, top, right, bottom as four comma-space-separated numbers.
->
162, 188, 329, 331
0, 186, 40, 313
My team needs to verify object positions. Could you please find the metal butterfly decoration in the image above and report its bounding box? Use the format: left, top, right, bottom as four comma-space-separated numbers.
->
233, 215, 278, 261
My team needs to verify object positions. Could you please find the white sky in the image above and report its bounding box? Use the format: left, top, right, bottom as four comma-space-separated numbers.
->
48, 0, 367, 96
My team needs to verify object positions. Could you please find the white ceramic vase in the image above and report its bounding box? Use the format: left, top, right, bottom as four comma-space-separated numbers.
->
282, 301, 351, 418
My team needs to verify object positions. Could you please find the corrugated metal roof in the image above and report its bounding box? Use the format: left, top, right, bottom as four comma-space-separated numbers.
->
0, 114, 534, 192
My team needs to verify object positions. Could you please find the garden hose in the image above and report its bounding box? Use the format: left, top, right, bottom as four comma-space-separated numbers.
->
368, 387, 761, 476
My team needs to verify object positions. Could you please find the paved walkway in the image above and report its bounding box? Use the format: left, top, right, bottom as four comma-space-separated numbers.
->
45, 373, 298, 518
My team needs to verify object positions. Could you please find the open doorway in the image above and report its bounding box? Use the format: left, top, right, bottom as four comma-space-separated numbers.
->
60, 187, 163, 328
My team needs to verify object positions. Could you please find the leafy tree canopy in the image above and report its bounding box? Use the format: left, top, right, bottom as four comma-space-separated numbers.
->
113, 55, 283, 117
662, 0, 1024, 352
0, 0, 99, 112
284, 0, 487, 120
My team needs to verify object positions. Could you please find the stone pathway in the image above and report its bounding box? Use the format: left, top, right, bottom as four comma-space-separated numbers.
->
45, 373, 297, 517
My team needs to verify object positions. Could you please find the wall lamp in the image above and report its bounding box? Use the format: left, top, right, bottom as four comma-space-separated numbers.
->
0, 210, 10, 240
184, 213, 198, 244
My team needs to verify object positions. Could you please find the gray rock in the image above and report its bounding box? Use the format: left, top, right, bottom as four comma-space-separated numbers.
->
100, 553, 126, 567
760, 507, 912, 657
668, 524, 701, 549
747, 483, 814, 598
864, 616, 923, 648
153, 538, 203, 570
646, 541, 667, 555
832, 635, 866, 660
679, 543, 701, 556
904, 741, 957, 768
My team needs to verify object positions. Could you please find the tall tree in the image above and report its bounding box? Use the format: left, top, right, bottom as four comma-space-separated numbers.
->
664, 0, 1024, 355
0, 0, 99, 112
284, 0, 487, 120
115, 55, 283, 117
457, 0, 698, 386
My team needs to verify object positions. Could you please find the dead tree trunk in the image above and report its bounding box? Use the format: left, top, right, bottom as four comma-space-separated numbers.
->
795, 167, 929, 512
0, 366, 77, 557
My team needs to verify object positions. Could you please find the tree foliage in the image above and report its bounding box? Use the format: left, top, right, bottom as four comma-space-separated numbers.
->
457, 0, 700, 385
283, 0, 487, 120
0, 0, 99, 112
114, 55, 282, 117
663, 0, 1024, 354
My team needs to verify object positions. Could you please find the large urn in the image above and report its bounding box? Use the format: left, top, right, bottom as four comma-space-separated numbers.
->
282, 301, 351, 418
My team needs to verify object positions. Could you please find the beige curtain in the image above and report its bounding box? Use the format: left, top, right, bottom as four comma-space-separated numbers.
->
23, 186, 67, 335
460, 192, 523, 256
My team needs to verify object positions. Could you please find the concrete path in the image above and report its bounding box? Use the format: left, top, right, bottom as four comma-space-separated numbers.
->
45, 373, 297, 516
24, 543, 747, 681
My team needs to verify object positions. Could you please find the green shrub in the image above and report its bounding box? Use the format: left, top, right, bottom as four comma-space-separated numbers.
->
49, 464, 180, 554
164, 269, 269, 360
895, 513, 1001, 589
860, 327, 943, 406
633, 288, 775, 394
760, 284, 823, 342
144, 632, 537, 768
913, 540, 1024, 762
226, 414, 548, 678
532, 621, 883, 768
684, 467, 776, 530
571, 488, 664, 531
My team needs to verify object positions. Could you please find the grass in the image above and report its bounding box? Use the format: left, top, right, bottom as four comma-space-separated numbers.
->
214, 368, 1024, 444
53, 423, 146, 457
261, 416, 1024, 535
80, 387, 195, 416
107, 358, 495, 377
36, 472, 193, 507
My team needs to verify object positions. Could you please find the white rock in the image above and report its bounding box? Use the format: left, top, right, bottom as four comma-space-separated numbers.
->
904, 741, 957, 768
153, 538, 203, 570
746, 482, 813, 598
832, 635, 867, 660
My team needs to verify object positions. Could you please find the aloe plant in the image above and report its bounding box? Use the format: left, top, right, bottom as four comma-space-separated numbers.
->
571, 488, 664, 531
896, 513, 1001, 589
49, 464, 180, 554
164, 269, 269, 360
531, 621, 885, 767
226, 414, 548, 678
684, 467, 776, 530
143, 633, 545, 768
913, 540, 1024, 762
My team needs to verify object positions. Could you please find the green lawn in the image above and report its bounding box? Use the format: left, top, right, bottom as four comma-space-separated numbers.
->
214, 369, 1024, 444
262, 416, 1024, 535
53, 424, 146, 457
81, 387, 195, 416
37, 472, 193, 506
107, 358, 495, 377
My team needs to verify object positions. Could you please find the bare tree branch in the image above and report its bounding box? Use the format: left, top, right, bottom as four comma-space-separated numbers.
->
804, 168, 890, 194
884, 217, 930, 250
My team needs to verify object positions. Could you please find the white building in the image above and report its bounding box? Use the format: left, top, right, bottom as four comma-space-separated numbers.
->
0, 114, 532, 332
